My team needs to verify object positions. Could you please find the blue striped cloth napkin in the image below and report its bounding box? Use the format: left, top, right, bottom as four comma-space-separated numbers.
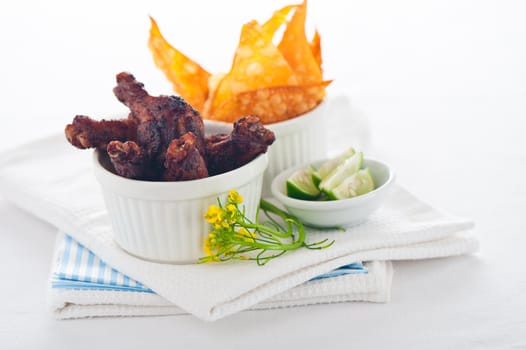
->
51, 235, 367, 294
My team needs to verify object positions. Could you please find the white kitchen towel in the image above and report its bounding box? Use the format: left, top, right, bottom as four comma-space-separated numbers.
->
0, 135, 478, 321
51, 233, 368, 292
50, 233, 387, 319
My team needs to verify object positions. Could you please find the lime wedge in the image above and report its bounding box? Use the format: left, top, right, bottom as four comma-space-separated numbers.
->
312, 147, 355, 184
286, 168, 321, 200
319, 151, 363, 192
326, 168, 375, 200
311, 165, 322, 187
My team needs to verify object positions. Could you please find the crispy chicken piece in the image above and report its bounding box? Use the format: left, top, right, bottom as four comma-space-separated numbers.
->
163, 132, 208, 181
65, 116, 136, 150
205, 134, 235, 175
113, 72, 205, 162
204, 133, 234, 176
231, 115, 276, 166
107, 140, 153, 180
66, 73, 275, 181
205, 116, 275, 176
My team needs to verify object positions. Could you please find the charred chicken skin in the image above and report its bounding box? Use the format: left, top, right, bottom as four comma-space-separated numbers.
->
65, 72, 274, 181
163, 132, 208, 181
113, 72, 205, 161
107, 141, 150, 180
65, 116, 136, 150
205, 115, 275, 176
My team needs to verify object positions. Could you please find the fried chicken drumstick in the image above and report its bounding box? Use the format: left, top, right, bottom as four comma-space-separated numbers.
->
65, 116, 136, 150
163, 132, 208, 181
107, 140, 149, 180
205, 116, 276, 176
113, 72, 206, 161
65, 72, 274, 181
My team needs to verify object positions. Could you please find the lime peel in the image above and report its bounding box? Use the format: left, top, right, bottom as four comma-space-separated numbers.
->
319, 151, 363, 192
286, 167, 321, 200
312, 147, 355, 182
326, 168, 375, 200
285, 147, 375, 201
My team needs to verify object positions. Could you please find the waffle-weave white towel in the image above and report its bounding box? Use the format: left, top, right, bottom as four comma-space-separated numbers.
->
49, 233, 389, 319
0, 135, 478, 321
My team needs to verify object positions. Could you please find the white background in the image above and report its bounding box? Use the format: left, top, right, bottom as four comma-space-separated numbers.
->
1, 0, 525, 349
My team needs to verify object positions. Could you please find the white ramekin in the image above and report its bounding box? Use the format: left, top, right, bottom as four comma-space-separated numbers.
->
93, 151, 268, 264
205, 101, 328, 197
264, 101, 328, 196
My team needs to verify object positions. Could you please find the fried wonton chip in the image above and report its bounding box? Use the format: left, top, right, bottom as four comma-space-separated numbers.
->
277, 1, 322, 84
148, 17, 211, 112
208, 81, 331, 124
203, 10, 299, 117
148, 2, 330, 123
206, 20, 298, 116
262, 4, 296, 38
310, 29, 322, 69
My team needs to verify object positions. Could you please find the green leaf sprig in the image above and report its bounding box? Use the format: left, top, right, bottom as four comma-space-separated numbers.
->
200, 190, 334, 265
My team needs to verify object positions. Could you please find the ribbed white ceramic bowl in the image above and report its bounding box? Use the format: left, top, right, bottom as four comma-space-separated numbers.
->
205, 101, 328, 196
93, 151, 268, 264
271, 158, 395, 228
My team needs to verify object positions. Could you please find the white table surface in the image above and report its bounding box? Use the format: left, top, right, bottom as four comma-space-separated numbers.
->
1, 0, 525, 348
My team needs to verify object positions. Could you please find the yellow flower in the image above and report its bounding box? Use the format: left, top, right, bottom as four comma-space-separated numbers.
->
203, 234, 213, 255
228, 190, 243, 204
203, 233, 220, 261
205, 205, 224, 225
225, 204, 237, 219
238, 227, 250, 236
237, 227, 257, 241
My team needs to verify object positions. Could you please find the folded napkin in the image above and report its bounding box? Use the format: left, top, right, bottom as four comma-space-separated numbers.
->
0, 135, 478, 321
50, 233, 389, 319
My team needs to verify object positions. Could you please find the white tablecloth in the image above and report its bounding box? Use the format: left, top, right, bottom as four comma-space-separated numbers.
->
0, 0, 525, 348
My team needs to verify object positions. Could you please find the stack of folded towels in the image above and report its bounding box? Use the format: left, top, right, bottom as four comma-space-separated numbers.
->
0, 135, 478, 321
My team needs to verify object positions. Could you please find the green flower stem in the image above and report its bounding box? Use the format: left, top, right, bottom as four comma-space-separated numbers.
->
260, 199, 306, 248
259, 199, 289, 218
230, 237, 298, 251
241, 222, 292, 239
200, 192, 332, 265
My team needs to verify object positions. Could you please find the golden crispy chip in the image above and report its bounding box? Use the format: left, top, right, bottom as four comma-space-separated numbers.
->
202, 73, 226, 116
148, 2, 329, 124
208, 81, 331, 124
310, 29, 322, 69
206, 20, 298, 116
277, 1, 322, 85
262, 5, 296, 38
148, 17, 211, 112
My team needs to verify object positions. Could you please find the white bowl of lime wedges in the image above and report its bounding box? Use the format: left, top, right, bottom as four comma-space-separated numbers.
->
271, 148, 395, 228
